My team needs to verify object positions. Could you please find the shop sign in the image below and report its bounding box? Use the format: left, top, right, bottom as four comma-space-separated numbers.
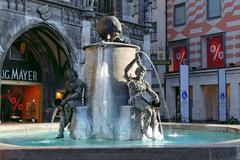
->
207, 35, 224, 68
152, 60, 171, 65
173, 46, 187, 72
1, 68, 40, 82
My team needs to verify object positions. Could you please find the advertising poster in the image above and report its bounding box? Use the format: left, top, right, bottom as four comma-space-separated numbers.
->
207, 35, 224, 68
173, 46, 187, 72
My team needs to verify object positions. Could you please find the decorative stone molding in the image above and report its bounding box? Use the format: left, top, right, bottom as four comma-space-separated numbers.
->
62, 7, 83, 25
144, 24, 154, 34
0, 0, 25, 13
38, 5, 51, 20
82, 10, 95, 20
125, 23, 144, 40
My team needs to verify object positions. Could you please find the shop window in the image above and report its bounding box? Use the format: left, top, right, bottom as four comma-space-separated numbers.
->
204, 85, 218, 121
1, 85, 41, 123
206, 35, 224, 68
207, 0, 221, 19
174, 3, 186, 26
172, 46, 187, 72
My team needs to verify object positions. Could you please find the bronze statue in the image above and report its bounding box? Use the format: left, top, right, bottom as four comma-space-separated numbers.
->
96, 15, 124, 42
124, 52, 160, 139
56, 68, 85, 139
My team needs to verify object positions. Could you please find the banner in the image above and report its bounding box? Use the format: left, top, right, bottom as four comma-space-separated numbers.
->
207, 35, 224, 68
180, 65, 189, 122
173, 46, 187, 72
218, 69, 226, 121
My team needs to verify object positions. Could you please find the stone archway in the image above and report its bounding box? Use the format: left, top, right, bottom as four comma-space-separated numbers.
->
0, 23, 76, 122
0, 22, 77, 68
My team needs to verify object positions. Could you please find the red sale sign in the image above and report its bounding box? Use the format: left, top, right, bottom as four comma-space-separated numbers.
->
207, 35, 224, 68
173, 46, 187, 71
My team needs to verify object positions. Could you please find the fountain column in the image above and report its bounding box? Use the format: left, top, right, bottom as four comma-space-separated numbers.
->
83, 42, 139, 139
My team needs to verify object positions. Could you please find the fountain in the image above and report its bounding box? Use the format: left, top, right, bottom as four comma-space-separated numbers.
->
0, 16, 240, 160
53, 15, 164, 141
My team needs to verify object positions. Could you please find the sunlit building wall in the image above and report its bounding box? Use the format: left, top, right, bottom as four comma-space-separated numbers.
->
166, 0, 240, 122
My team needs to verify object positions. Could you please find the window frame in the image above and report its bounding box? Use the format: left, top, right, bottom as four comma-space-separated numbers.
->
207, 0, 221, 20
150, 22, 158, 42
174, 3, 186, 27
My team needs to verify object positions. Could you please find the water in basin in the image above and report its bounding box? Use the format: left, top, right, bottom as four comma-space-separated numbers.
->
0, 129, 239, 147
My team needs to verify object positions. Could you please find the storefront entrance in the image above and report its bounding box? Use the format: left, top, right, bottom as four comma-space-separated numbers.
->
0, 24, 72, 123
203, 85, 218, 121
1, 84, 41, 123
175, 86, 193, 122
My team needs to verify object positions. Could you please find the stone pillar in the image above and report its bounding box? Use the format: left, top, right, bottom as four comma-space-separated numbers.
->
142, 0, 153, 98
192, 85, 205, 121
75, 11, 95, 79
144, 0, 152, 28
143, 34, 152, 89
81, 21, 92, 47
229, 83, 240, 119
122, 0, 133, 21
80, 20, 92, 63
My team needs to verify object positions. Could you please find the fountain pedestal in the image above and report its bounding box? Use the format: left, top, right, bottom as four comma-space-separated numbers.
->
118, 105, 164, 140
118, 105, 142, 140
70, 106, 92, 139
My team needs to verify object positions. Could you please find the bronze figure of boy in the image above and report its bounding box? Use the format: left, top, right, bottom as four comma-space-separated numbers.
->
124, 53, 160, 139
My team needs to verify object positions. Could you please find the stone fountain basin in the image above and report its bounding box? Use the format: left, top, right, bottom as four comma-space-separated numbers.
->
0, 123, 240, 160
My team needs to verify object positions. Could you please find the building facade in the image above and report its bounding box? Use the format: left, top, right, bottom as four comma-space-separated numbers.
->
166, 0, 240, 122
0, 0, 146, 123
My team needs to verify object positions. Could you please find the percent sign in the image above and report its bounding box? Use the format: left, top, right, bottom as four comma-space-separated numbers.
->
176, 51, 186, 64
210, 44, 223, 60
9, 97, 24, 111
